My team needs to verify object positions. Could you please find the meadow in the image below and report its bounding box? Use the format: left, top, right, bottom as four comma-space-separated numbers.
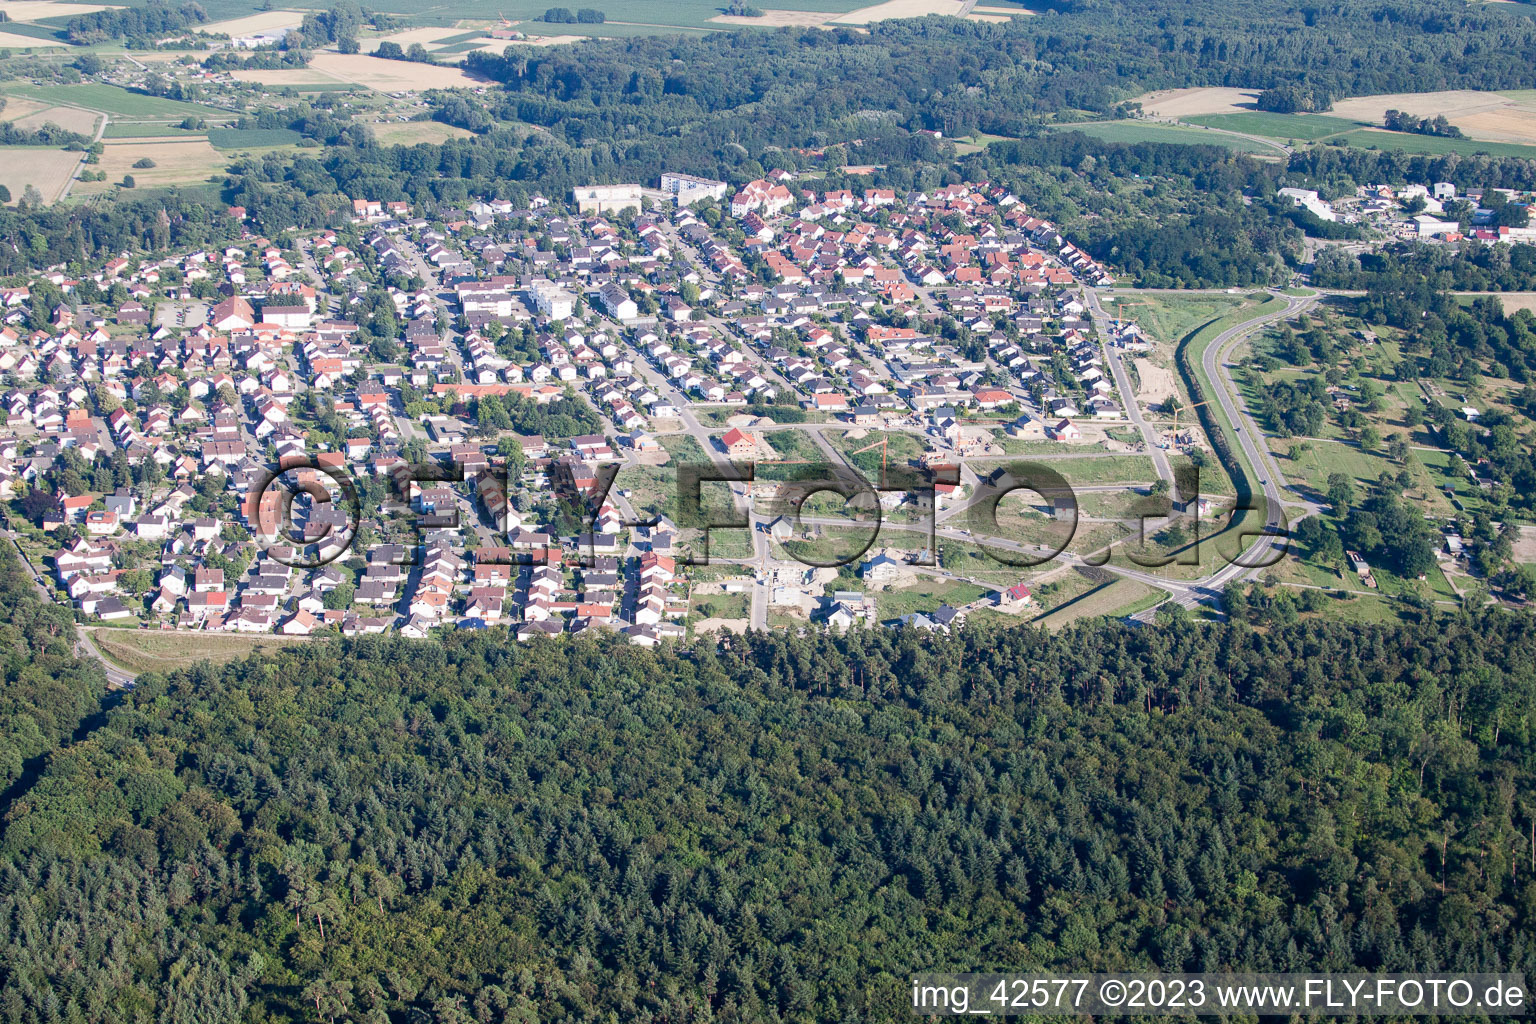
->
1053, 120, 1282, 153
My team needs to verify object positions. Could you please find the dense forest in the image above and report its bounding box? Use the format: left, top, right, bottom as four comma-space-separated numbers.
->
1, 536, 1534, 1021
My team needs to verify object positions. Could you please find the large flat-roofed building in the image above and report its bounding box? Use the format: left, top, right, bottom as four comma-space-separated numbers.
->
528, 279, 575, 321
659, 172, 727, 206
573, 184, 644, 215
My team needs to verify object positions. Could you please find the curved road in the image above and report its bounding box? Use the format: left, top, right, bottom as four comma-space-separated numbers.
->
4, 532, 138, 688
1086, 288, 1321, 616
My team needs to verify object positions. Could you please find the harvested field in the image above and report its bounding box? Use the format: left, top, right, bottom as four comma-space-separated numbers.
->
833, 0, 967, 22
366, 25, 462, 48
0, 28, 67, 46
710, 9, 839, 25
965, 11, 1011, 20
306, 52, 488, 89
0, 1, 119, 19
6, 102, 98, 134
0, 145, 78, 204
1458, 292, 1536, 315
81, 138, 229, 191
1328, 89, 1511, 122
1133, 87, 1260, 118
199, 10, 305, 35
231, 67, 346, 87
1450, 107, 1536, 146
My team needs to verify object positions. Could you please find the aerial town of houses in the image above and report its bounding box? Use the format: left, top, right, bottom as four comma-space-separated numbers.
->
2, 167, 1524, 648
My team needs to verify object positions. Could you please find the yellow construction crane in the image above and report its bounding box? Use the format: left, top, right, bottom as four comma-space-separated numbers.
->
1169, 398, 1210, 435
850, 435, 889, 475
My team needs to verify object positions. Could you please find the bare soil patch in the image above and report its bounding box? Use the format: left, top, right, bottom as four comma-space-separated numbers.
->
1133, 357, 1177, 408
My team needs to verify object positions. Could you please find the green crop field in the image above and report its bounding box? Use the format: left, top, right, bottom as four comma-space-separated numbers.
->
1053, 120, 1282, 153
2, 82, 224, 120
1337, 129, 1536, 159
1182, 111, 1360, 141
207, 127, 303, 149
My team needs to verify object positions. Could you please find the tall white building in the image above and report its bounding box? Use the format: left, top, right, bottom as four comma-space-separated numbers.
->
659, 172, 727, 206
572, 184, 644, 215
528, 280, 575, 321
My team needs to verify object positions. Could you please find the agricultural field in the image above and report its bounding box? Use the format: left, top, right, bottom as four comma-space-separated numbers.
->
2, 82, 222, 119
831, 0, 970, 24
206, 126, 302, 149
0, 145, 80, 204
1182, 111, 1358, 141
304, 52, 490, 90
1335, 128, 1536, 159
196, 9, 305, 35
0, 28, 69, 48
1457, 292, 1536, 315
102, 121, 203, 138
0, 1, 122, 20
0, 96, 99, 135
1053, 120, 1282, 154
76, 138, 230, 193
1131, 87, 1261, 118
369, 120, 474, 145
88, 627, 313, 675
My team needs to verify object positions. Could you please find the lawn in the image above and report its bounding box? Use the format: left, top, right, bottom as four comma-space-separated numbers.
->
1182, 111, 1359, 141
876, 577, 989, 620
690, 590, 750, 621
89, 628, 314, 676
1102, 291, 1250, 347
1022, 454, 1162, 486
659, 432, 710, 465
1279, 438, 1390, 499
1052, 120, 1282, 154
1033, 577, 1165, 629
2, 82, 225, 119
